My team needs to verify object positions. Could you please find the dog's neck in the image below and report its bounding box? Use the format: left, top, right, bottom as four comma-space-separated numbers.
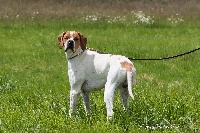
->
66, 47, 84, 60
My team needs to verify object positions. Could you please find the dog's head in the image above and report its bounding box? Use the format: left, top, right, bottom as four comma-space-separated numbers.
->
57, 31, 87, 53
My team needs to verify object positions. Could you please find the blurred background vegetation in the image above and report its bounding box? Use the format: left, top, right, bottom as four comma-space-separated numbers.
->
0, 0, 200, 20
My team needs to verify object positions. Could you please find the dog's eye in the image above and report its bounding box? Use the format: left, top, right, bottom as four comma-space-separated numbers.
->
74, 38, 79, 41
64, 37, 69, 40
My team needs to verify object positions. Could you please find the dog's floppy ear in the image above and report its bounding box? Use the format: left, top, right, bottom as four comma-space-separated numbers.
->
57, 32, 66, 49
78, 32, 87, 50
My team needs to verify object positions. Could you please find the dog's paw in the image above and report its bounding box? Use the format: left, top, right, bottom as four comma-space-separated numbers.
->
107, 115, 114, 121
69, 110, 73, 118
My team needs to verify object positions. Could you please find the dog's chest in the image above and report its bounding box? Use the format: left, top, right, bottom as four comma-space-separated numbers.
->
67, 51, 111, 90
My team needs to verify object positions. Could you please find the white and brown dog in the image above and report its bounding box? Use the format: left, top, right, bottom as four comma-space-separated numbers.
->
57, 31, 136, 120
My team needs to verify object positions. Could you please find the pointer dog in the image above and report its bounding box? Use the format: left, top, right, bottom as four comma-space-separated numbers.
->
57, 31, 136, 119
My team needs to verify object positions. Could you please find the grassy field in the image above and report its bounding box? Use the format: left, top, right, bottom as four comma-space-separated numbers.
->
0, 0, 200, 132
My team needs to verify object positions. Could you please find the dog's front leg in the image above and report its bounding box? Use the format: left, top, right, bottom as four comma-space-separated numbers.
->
81, 90, 91, 116
69, 89, 80, 118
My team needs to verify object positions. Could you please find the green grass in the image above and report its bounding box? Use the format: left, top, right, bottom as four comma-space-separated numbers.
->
0, 17, 200, 132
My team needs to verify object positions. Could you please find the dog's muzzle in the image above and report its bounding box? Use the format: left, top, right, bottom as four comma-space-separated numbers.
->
65, 40, 75, 52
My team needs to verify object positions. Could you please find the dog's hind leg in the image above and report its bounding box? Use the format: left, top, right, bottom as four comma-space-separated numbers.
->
104, 68, 121, 120
104, 83, 117, 120
119, 84, 129, 110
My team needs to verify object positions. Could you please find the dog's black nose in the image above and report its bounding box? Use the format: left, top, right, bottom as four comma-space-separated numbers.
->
68, 40, 74, 45
65, 40, 75, 52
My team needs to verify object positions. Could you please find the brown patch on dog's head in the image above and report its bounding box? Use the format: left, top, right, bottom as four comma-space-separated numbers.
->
57, 31, 87, 51
120, 61, 134, 71
78, 32, 87, 50
57, 31, 66, 49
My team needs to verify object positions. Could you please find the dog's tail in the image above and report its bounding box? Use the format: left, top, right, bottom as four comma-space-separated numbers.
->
127, 69, 136, 100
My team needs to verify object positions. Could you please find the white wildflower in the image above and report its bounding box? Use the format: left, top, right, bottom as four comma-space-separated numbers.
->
167, 14, 184, 25
132, 11, 154, 25
85, 15, 98, 22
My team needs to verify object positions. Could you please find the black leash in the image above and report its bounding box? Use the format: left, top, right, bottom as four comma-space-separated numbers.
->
128, 47, 200, 61
87, 47, 200, 61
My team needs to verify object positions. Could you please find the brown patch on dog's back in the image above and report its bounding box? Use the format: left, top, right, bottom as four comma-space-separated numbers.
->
120, 61, 134, 71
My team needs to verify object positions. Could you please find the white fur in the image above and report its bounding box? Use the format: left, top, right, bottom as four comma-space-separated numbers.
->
63, 33, 136, 120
